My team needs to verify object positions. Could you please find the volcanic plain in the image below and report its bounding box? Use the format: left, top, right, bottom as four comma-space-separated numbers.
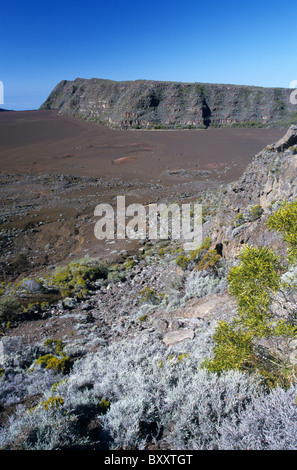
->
0, 109, 285, 283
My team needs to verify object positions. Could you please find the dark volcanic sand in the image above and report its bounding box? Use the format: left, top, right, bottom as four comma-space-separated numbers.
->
0, 109, 285, 181
0, 110, 285, 282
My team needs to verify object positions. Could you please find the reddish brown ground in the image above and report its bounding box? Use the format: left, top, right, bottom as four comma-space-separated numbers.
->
0, 109, 285, 282
0, 109, 285, 181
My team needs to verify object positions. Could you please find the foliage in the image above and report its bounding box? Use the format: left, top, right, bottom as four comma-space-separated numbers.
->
98, 398, 110, 414
232, 213, 245, 228
218, 384, 297, 450
197, 249, 222, 274
227, 245, 284, 336
2, 327, 297, 449
0, 296, 19, 322
35, 354, 71, 374
289, 145, 297, 155
266, 199, 297, 263
202, 321, 255, 373
250, 204, 264, 222
175, 237, 212, 269
138, 286, 165, 305
123, 258, 137, 270
203, 244, 296, 380
46, 258, 108, 298
231, 205, 263, 228
43, 338, 65, 356
30, 396, 65, 412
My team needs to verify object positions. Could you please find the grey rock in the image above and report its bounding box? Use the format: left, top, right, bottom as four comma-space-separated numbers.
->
163, 328, 195, 346
19, 278, 45, 294
267, 125, 297, 152
62, 297, 77, 309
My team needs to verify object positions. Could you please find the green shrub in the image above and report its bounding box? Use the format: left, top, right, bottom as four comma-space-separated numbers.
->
29, 396, 65, 413
47, 258, 108, 298
266, 199, 297, 263
227, 245, 284, 336
175, 237, 212, 269
203, 244, 296, 382
123, 258, 137, 270
202, 321, 255, 373
197, 249, 222, 274
43, 338, 65, 355
35, 354, 71, 374
98, 398, 110, 414
0, 296, 19, 322
250, 204, 264, 222
232, 213, 245, 228
138, 286, 165, 305
138, 314, 148, 323
289, 146, 297, 155
175, 254, 190, 269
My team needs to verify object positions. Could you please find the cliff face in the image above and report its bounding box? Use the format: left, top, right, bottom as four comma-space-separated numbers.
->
212, 125, 297, 261
40, 78, 297, 129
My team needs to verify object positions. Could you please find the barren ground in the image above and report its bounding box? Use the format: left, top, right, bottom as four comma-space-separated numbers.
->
0, 109, 285, 283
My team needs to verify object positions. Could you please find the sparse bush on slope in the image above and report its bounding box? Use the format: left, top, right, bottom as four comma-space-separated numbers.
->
218, 384, 297, 450
203, 201, 297, 386
3, 199, 297, 450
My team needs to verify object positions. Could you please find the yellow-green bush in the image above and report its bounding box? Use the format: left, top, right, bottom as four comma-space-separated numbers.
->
197, 249, 222, 274
30, 396, 64, 413
43, 338, 65, 355
232, 213, 245, 228
123, 258, 137, 270
266, 199, 297, 263
47, 258, 108, 298
202, 321, 255, 373
175, 237, 212, 269
138, 286, 165, 305
250, 204, 264, 222
203, 244, 296, 383
227, 245, 282, 336
35, 354, 71, 374
98, 398, 110, 414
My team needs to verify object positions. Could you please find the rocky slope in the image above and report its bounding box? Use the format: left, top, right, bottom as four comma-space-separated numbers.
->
1, 126, 297, 450
40, 78, 297, 129
212, 125, 297, 260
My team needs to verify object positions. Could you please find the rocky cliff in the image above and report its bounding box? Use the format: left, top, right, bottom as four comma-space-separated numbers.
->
40, 78, 297, 129
212, 125, 297, 261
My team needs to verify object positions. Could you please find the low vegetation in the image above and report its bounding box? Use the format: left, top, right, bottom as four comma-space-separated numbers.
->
203, 200, 297, 389
2, 187, 297, 449
45, 258, 108, 298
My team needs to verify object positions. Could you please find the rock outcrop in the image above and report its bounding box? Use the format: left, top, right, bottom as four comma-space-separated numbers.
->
212, 125, 297, 261
267, 124, 297, 151
40, 78, 297, 129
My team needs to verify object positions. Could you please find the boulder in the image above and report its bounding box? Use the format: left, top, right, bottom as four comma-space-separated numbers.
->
163, 328, 195, 346
19, 278, 46, 294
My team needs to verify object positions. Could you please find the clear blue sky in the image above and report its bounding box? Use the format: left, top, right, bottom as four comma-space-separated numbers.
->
1, 0, 297, 110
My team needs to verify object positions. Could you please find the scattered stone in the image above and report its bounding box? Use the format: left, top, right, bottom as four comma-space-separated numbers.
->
163, 328, 195, 346
62, 297, 77, 309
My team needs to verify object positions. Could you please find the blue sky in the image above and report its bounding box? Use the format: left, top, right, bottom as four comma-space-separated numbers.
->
1, 0, 297, 110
